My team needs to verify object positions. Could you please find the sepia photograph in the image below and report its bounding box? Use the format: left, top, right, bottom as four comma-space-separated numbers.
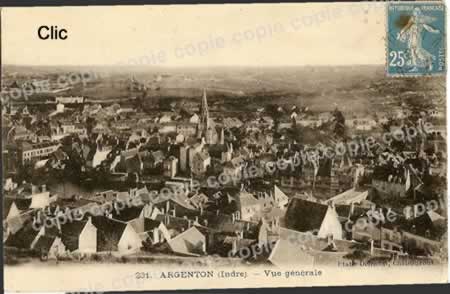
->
1, 2, 448, 292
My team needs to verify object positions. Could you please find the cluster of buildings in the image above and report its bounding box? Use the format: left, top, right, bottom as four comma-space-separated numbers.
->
2, 85, 447, 266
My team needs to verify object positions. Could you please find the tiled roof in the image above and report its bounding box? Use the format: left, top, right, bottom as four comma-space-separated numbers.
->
285, 198, 328, 232
5, 222, 41, 249
60, 220, 88, 251
92, 216, 128, 252
112, 206, 144, 222
34, 235, 58, 253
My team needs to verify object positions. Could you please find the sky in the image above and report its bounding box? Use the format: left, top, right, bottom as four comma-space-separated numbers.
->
2, 3, 386, 67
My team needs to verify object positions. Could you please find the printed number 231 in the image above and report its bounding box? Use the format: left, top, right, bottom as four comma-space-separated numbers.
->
389, 51, 406, 67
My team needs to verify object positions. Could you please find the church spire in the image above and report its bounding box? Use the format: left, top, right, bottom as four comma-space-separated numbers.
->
200, 88, 209, 130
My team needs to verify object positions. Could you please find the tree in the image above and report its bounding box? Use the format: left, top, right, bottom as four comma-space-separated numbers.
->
333, 108, 346, 138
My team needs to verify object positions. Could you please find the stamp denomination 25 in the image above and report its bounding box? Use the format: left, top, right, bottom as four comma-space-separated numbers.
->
387, 2, 446, 76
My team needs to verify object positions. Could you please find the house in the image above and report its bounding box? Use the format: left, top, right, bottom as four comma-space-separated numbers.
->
345, 118, 377, 131
140, 218, 171, 244
7, 125, 37, 142
223, 234, 257, 257
125, 154, 144, 174
30, 191, 51, 209
153, 193, 197, 219
285, 198, 343, 240
188, 140, 206, 169
222, 117, 243, 129
188, 193, 209, 210
163, 156, 178, 178
192, 152, 211, 175
189, 113, 200, 124
428, 108, 444, 118
18, 141, 60, 165
148, 150, 165, 169
92, 147, 112, 168
328, 188, 368, 206
110, 204, 153, 234
4, 178, 18, 191
402, 231, 441, 256
372, 179, 407, 198
176, 123, 197, 137
179, 144, 190, 172
92, 216, 142, 253
221, 143, 234, 162
223, 162, 241, 180
168, 226, 206, 256
33, 235, 66, 258
273, 185, 289, 208
237, 191, 262, 222
55, 96, 84, 104
5, 221, 45, 249
159, 114, 172, 124
94, 190, 118, 203
60, 218, 97, 253
268, 239, 315, 267
3, 197, 32, 221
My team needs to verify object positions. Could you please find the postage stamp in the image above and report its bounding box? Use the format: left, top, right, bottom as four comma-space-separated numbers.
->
386, 1, 446, 76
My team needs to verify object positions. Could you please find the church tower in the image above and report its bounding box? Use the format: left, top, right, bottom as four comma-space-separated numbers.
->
198, 89, 218, 144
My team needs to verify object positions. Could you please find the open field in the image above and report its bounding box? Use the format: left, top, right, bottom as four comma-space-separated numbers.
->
3, 65, 445, 115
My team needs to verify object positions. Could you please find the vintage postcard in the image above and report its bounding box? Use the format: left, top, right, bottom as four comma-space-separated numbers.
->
1, 1, 448, 292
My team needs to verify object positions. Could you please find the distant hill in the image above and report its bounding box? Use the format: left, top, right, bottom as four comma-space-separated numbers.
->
3, 65, 444, 114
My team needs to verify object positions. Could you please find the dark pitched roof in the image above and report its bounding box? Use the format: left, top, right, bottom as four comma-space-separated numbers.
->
285, 198, 328, 232
60, 220, 88, 251
4, 197, 32, 216
3, 198, 14, 218
91, 216, 127, 252
400, 213, 445, 241
34, 235, 58, 253
144, 218, 162, 231
206, 213, 258, 238
335, 204, 368, 221
5, 222, 41, 249
112, 205, 144, 222
14, 198, 33, 210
